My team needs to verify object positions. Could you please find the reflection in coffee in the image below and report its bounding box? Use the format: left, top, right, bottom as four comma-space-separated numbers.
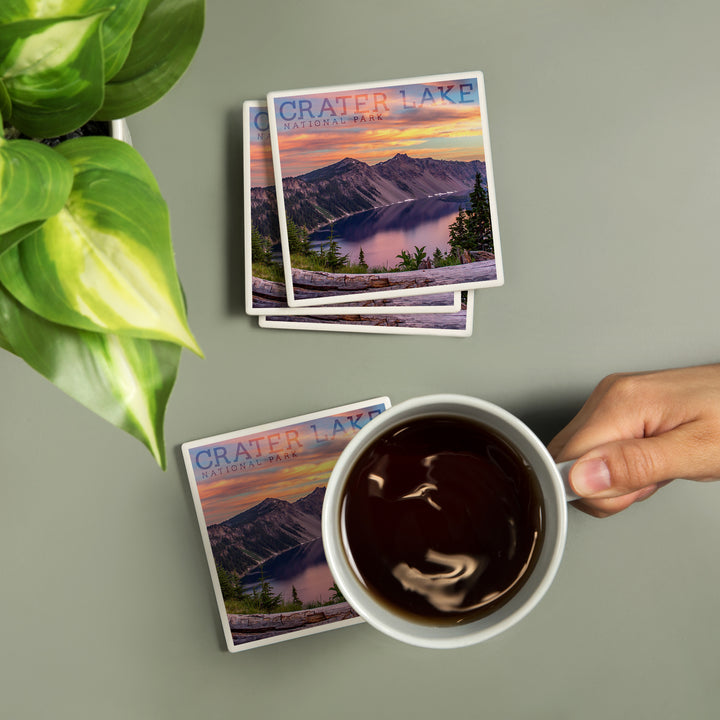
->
340, 415, 545, 625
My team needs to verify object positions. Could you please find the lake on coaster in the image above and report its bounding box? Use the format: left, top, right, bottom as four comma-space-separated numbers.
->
308, 192, 469, 268
241, 537, 336, 606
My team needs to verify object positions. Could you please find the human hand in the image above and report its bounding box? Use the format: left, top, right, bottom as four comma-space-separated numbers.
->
548, 364, 720, 517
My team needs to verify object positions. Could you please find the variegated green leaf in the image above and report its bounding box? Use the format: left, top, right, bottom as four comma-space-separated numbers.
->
0, 136, 202, 355
0, 320, 12, 352
58, 130, 160, 190
0, 2, 32, 24
0, 134, 73, 234
0, 220, 44, 257
97, 0, 204, 119
0, 280, 179, 467
0, 12, 108, 137
0, 0, 150, 82
0, 80, 11, 121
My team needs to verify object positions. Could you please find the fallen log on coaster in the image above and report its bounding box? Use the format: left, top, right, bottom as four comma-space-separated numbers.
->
290, 260, 497, 294
228, 602, 357, 634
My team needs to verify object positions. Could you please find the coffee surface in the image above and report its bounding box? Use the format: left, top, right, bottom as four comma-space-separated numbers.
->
340, 415, 545, 625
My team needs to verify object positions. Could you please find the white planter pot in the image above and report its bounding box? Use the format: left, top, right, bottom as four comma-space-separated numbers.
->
111, 119, 132, 145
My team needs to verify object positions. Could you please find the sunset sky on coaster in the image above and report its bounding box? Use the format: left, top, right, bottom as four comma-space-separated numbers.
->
189, 402, 387, 525
269, 76, 487, 178
248, 103, 273, 186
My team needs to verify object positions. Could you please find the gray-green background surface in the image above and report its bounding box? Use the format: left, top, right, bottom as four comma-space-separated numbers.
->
3, 1, 719, 717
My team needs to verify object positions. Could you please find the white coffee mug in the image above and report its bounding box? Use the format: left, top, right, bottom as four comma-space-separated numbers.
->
322, 394, 577, 649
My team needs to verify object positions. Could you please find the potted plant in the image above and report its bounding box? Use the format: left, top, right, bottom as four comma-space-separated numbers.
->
0, 0, 205, 468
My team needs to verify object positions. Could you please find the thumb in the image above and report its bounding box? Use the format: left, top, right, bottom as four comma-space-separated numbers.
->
569, 427, 699, 498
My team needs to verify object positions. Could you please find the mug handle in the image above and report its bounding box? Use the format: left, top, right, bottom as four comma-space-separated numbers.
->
556, 460, 581, 502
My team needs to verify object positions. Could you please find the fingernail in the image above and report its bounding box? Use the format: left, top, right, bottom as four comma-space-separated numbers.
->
572, 458, 612, 496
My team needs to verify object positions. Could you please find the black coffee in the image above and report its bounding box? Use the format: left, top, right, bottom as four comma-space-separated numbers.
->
340, 415, 545, 625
